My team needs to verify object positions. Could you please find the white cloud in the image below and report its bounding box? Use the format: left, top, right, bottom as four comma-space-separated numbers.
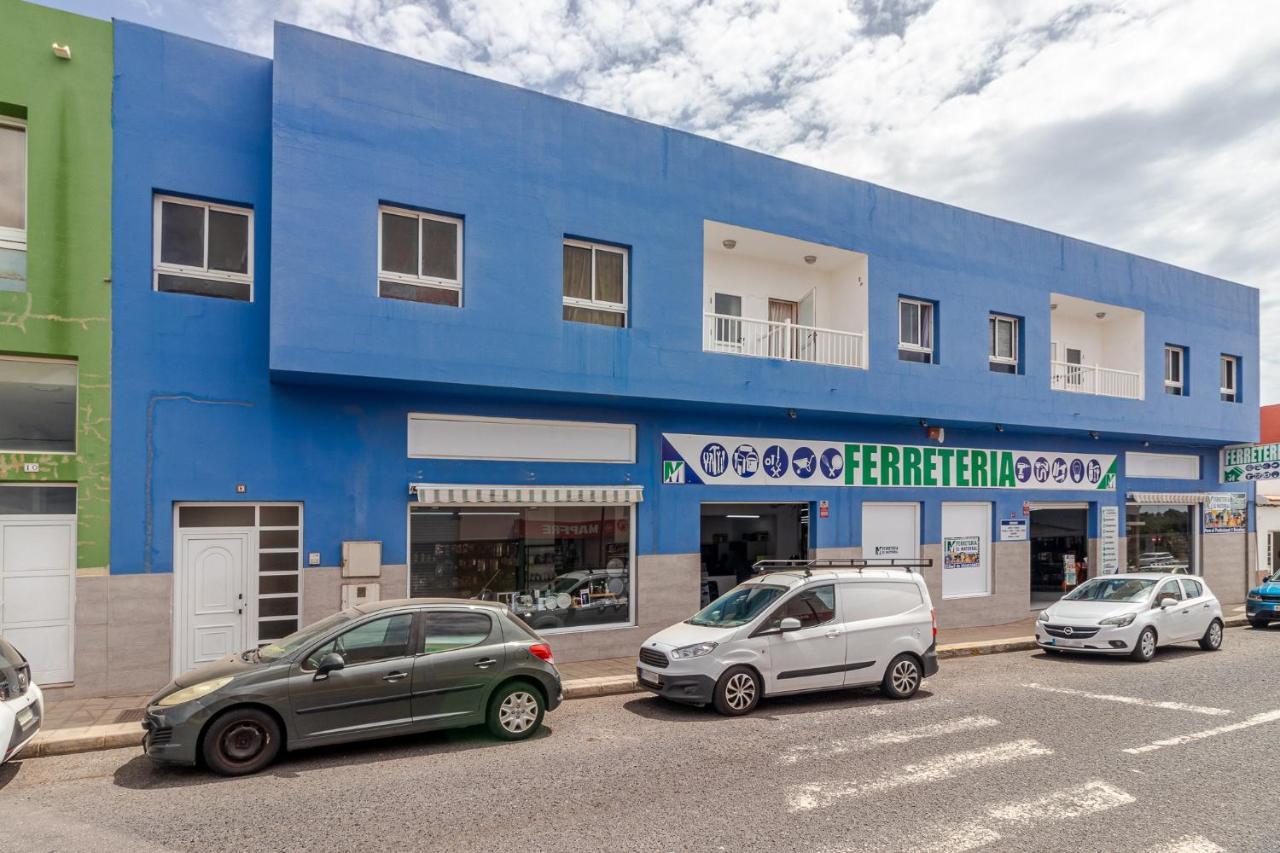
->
203, 0, 1280, 402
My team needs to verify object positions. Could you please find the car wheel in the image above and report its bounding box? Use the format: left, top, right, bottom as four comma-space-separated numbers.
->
201, 707, 281, 776
1249, 619, 1270, 630
712, 666, 761, 716
1199, 618, 1224, 651
1129, 627, 1157, 662
487, 681, 545, 741
881, 654, 923, 700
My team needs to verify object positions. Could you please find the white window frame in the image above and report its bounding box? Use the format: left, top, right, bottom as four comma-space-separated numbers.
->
563, 238, 628, 324
0, 117, 27, 251
898, 297, 934, 358
1164, 345, 1185, 395
989, 314, 1018, 368
1220, 354, 1238, 402
152, 194, 255, 300
0, 354, 78, 455
377, 204, 464, 301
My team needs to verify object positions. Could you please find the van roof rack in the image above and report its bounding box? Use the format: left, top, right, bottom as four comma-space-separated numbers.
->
751, 558, 934, 578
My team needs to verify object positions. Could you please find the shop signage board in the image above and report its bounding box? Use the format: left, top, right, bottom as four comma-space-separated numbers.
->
661, 433, 1117, 491
1203, 492, 1247, 534
1099, 506, 1119, 574
1221, 442, 1280, 483
999, 518, 1027, 541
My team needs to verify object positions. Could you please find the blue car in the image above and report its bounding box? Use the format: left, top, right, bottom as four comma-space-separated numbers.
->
1246, 571, 1280, 628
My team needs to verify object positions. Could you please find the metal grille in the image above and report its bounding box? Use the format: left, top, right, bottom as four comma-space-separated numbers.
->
1044, 625, 1100, 639
638, 647, 669, 669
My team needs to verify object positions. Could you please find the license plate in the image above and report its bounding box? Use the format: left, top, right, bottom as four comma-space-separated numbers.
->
15, 706, 34, 729
639, 668, 662, 686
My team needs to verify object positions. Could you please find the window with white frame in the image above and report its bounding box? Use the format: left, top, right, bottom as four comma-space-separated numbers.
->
898, 297, 934, 363
563, 239, 627, 327
1220, 354, 1238, 402
1164, 345, 1186, 396
378, 205, 463, 306
989, 314, 1018, 374
153, 195, 253, 301
0, 117, 26, 251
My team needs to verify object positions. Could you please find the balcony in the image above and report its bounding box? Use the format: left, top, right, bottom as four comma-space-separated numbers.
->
1050, 294, 1145, 400
702, 221, 868, 370
1050, 361, 1142, 399
704, 313, 865, 368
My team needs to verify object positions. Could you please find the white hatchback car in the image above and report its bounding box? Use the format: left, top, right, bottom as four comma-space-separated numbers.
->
1036, 573, 1224, 662
1, 636, 44, 763
637, 563, 938, 715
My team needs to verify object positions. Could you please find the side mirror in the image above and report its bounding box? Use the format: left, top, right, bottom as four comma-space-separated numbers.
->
315, 651, 346, 678
1160, 597, 1178, 609
779, 617, 802, 633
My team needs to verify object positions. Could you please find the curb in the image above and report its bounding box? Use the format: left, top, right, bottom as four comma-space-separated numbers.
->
20, 617, 1256, 760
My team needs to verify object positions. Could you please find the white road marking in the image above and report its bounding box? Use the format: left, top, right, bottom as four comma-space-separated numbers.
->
1143, 836, 1227, 853
1124, 708, 1280, 754
918, 781, 1136, 853
787, 739, 1052, 812
779, 715, 1001, 764
1023, 682, 1233, 716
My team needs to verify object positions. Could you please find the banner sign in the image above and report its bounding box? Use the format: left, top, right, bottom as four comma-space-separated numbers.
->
1203, 493, 1247, 534
999, 518, 1027, 541
1099, 506, 1120, 574
1221, 442, 1280, 483
661, 433, 1117, 491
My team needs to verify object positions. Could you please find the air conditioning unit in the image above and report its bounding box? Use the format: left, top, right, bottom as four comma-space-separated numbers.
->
341, 582, 380, 609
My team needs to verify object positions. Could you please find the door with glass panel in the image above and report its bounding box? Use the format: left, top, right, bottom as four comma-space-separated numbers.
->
768, 299, 799, 358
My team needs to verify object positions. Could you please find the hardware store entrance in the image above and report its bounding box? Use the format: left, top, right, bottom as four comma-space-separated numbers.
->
700, 503, 808, 604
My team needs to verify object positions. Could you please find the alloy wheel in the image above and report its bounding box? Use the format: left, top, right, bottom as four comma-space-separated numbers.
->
1141, 630, 1156, 658
891, 660, 920, 695
724, 672, 756, 710
498, 691, 539, 733
1208, 622, 1222, 648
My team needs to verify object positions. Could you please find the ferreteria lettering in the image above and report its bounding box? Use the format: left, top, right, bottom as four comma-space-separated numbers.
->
845, 444, 1017, 488
1224, 443, 1280, 466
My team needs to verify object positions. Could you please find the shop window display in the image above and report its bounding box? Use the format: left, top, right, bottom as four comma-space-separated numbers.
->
1125, 504, 1194, 574
409, 505, 632, 630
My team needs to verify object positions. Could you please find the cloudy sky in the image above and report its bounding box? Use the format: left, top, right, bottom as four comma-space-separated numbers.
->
54, 0, 1280, 403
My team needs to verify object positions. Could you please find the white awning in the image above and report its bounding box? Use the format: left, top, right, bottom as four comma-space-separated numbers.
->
1127, 492, 1212, 505
409, 483, 644, 506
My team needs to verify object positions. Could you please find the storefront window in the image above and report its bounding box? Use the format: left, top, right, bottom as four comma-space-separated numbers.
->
409, 504, 632, 631
1126, 504, 1195, 574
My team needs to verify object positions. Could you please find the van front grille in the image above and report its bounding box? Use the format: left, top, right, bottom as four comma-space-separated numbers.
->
638, 648, 669, 669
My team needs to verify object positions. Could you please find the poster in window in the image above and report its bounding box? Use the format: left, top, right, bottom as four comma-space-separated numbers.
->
943, 536, 981, 570
1203, 493, 1247, 534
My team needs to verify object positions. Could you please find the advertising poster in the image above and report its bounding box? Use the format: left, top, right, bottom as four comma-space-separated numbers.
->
661, 433, 1117, 491
943, 536, 981, 570
1203, 493, 1247, 534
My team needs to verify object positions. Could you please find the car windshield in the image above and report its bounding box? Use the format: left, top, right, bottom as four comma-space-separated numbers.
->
688, 584, 786, 628
257, 610, 359, 661
549, 576, 583, 594
1064, 578, 1156, 602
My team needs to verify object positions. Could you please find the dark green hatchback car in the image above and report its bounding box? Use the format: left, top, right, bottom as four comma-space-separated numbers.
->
143, 599, 563, 775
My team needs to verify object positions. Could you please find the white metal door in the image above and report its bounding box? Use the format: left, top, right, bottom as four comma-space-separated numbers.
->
942, 502, 993, 599
862, 503, 920, 560
177, 532, 250, 674
0, 516, 76, 684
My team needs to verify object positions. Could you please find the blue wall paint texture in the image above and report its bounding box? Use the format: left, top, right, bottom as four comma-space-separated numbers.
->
110, 21, 1259, 578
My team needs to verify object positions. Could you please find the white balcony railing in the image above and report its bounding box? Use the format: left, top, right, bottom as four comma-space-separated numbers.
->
703, 313, 865, 369
1050, 360, 1142, 399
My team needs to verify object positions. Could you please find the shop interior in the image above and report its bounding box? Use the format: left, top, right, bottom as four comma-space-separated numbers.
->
700, 503, 808, 604
1126, 503, 1195, 573
1029, 507, 1088, 608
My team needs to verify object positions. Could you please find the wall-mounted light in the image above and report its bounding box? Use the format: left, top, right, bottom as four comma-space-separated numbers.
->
1095, 312, 1107, 320
1050, 303, 1058, 311
804, 255, 817, 265
919, 419, 928, 428
787, 408, 797, 420
1143, 440, 1150, 447
1089, 431, 1100, 440
722, 239, 737, 250
52, 43, 71, 60
994, 424, 1004, 432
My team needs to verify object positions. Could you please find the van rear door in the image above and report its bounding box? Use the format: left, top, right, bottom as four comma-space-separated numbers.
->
837, 580, 928, 686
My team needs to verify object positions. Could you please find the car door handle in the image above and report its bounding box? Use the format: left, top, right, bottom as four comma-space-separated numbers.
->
473, 658, 498, 669
825, 630, 842, 639
382, 671, 409, 682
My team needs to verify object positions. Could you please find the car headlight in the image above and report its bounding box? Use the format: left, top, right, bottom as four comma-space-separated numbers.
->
671, 641, 718, 660
155, 676, 234, 707
1099, 612, 1136, 628
1037, 610, 1050, 623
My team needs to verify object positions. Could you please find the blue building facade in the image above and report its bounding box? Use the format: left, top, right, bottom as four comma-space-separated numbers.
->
88, 21, 1258, 695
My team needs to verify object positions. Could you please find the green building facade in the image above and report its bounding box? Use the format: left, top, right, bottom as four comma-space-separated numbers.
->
0, 0, 112, 575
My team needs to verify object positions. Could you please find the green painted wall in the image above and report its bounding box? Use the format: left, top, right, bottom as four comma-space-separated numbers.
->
0, 1, 112, 571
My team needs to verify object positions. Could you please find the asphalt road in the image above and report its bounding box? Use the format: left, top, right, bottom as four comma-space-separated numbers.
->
4, 626, 1280, 853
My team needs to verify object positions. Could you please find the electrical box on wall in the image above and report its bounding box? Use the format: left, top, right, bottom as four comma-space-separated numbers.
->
341, 540, 382, 578
341, 582, 380, 609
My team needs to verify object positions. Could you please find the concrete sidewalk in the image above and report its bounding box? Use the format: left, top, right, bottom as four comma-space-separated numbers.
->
19, 612, 1248, 760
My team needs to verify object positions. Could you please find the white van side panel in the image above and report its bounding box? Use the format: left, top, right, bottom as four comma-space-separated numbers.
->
837, 580, 931, 686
